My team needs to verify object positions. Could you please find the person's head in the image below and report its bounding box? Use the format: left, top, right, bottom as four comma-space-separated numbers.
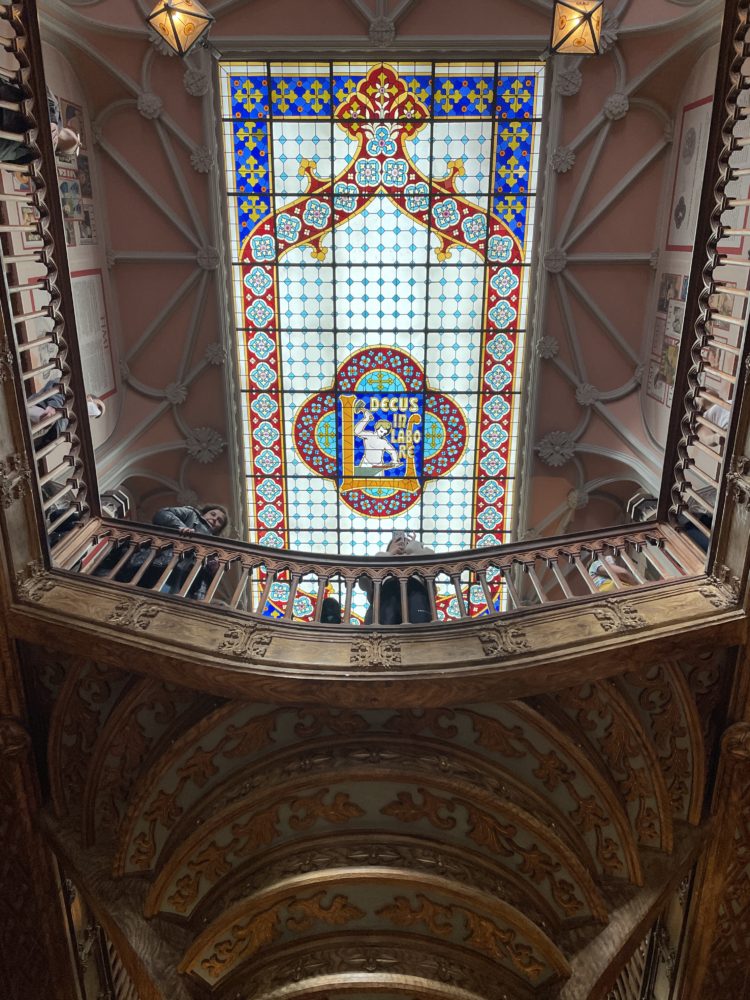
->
200, 504, 229, 535
56, 127, 81, 156
320, 597, 341, 624
86, 395, 105, 419
387, 530, 412, 555
375, 419, 391, 439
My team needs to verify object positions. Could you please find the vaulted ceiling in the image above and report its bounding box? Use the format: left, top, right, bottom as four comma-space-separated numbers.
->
32, 640, 726, 998
38, 0, 724, 544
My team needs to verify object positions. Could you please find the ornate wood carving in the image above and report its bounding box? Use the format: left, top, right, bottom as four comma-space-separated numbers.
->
593, 599, 647, 634
192, 836, 560, 937
106, 599, 159, 632
83, 678, 207, 844
186, 890, 367, 982
0, 454, 30, 509
219, 623, 272, 659
48, 661, 130, 818
543, 682, 672, 852
350, 634, 402, 669
478, 624, 531, 657
15, 561, 55, 603
0, 716, 30, 759
693, 723, 750, 996
375, 893, 551, 980
227, 941, 517, 1000
617, 663, 704, 824
699, 567, 740, 610
0, 334, 13, 382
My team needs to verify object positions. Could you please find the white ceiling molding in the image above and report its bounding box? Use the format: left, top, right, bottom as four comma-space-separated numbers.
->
40, 0, 724, 546
517, 4, 722, 540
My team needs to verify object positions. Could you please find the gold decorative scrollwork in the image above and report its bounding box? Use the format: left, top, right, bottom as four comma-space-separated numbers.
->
198, 891, 365, 980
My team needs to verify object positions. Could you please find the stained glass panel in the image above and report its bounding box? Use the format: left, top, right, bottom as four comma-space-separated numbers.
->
219, 60, 545, 560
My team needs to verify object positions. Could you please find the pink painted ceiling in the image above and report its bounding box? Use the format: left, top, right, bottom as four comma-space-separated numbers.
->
38, 0, 725, 542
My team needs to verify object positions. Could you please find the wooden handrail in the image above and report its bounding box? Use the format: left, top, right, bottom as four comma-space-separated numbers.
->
49, 516, 703, 627
660, 0, 750, 576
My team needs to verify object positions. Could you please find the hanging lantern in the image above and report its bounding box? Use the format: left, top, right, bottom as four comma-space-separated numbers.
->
147, 0, 215, 56
550, 0, 604, 55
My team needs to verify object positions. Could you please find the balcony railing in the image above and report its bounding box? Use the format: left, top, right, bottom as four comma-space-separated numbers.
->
660, 0, 750, 560
49, 515, 700, 626
0, 0, 746, 635
0, 0, 97, 546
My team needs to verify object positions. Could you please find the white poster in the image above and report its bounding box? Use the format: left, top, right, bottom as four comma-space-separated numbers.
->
71, 269, 114, 398
666, 95, 712, 252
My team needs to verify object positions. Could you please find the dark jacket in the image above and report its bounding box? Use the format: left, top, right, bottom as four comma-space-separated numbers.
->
149, 507, 218, 596
152, 506, 215, 536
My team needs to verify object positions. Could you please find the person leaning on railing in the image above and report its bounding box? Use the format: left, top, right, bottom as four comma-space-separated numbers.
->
358, 531, 434, 625
28, 381, 105, 448
92, 503, 229, 598
587, 554, 637, 591
143, 504, 229, 597
0, 85, 80, 163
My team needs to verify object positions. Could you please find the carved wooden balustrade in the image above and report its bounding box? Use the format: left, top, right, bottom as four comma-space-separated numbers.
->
661, 0, 750, 562
50, 516, 701, 627
0, 0, 97, 546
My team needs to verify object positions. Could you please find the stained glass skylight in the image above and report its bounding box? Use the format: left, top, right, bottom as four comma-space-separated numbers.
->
219, 60, 545, 556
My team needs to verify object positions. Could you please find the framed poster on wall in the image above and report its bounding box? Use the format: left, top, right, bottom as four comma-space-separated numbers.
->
70, 269, 115, 399
666, 95, 712, 252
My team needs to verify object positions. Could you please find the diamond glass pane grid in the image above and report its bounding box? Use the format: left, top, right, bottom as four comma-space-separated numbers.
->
219, 60, 545, 555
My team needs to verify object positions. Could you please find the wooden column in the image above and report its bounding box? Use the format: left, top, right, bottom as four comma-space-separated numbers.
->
0, 630, 79, 1000
677, 720, 750, 998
